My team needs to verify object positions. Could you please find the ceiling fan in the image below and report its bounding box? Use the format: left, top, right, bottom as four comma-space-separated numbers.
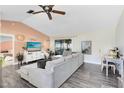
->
27, 5, 66, 20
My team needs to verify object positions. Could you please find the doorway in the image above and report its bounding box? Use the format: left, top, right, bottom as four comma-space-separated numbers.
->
0, 33, 15, 67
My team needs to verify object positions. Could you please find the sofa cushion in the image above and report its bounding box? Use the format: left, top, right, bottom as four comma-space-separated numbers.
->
64, 55, 72, 61
72, 53, 79, 57
45, 57, 64, 71
19, 63, 37, 74
63, 50, 72, 57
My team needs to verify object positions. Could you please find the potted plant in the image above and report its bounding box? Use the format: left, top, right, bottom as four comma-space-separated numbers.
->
16, 53, 24, 66
0, 57, 4, 66
65, 39, 71, 49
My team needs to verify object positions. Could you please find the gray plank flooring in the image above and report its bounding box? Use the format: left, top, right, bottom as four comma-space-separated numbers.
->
0, 63, 120, 88
61, 63, 118, 88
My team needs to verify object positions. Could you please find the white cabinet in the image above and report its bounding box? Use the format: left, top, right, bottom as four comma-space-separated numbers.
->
23, 51, 45, 63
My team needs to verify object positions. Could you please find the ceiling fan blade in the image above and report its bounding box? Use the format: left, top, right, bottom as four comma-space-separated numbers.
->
52, 10, 65, 15
47, 12, 52, 20
49, 5, 54, 8
32, 11, 45, 14
38, 5, 46, 11
38, 5, 44, 8
27, 10, 34, 14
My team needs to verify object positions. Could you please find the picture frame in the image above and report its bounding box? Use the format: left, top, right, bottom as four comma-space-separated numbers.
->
81, 41, 92, 55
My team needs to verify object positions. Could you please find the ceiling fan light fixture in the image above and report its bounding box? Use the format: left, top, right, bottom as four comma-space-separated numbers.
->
45, 6, 49, 11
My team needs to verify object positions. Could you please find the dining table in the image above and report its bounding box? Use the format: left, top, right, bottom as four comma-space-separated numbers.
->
105, 56, 124, 78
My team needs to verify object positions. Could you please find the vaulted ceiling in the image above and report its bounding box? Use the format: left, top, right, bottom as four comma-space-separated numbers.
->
0, 5, 124, 37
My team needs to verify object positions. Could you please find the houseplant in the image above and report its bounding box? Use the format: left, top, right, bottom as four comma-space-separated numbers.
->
0, 57, 4, 66
65, 39, 71, 50
16, 53, 24, 65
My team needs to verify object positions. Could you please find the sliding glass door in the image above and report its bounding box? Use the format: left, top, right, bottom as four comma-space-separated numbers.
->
55, 39, 72, 55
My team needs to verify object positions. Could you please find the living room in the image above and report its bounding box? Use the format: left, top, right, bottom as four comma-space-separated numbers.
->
0, 4, 124, 88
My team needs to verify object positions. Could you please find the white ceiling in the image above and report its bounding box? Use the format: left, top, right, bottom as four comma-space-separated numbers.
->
0, 5, 124, 37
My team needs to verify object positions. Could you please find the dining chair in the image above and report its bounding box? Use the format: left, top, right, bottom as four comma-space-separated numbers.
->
101, 55, 116, 76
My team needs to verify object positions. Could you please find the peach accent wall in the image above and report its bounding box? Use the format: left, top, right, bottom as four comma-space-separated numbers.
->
0, 20, 50, 55
0, 41, 12, 52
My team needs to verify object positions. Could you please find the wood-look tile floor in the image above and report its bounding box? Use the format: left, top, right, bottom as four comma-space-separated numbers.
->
1, 63, 119, 88
61, 63, 119, 88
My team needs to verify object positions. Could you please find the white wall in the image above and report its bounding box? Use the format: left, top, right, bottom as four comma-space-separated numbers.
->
116, 9, 124, 54
50, 30, 116, 64
72, 30, 115, 64
49, 7, 124, 65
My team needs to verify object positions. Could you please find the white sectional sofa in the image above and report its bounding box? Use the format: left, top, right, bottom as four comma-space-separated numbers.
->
17, 53, 84, 88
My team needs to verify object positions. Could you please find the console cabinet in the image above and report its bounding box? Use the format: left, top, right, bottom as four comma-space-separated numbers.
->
23, 51, 45, 63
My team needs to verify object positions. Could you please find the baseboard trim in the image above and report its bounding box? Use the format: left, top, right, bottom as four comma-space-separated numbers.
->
84, 60, 101, 65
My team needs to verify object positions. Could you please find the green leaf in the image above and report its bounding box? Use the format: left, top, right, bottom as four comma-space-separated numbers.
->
0, 57, 4, 66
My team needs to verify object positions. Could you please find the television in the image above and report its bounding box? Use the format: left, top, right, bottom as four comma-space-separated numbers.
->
26, 42, 41, 51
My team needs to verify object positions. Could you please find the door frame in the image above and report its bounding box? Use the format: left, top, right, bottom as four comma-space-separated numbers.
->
0, 33, 15, 64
